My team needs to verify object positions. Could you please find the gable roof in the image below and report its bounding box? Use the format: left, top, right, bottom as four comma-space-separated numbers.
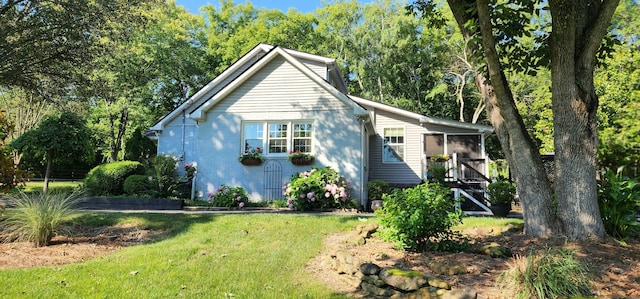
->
150, 43, 358, 130
350, 96, 494, 133
189, 45, 367, 121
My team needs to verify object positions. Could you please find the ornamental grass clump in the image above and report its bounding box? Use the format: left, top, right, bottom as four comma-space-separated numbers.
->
284, 167, 352, 211
1, 191, 80, 247
498, 248, 592, 299
208, 185, 248, 208
375, 182, 466, 252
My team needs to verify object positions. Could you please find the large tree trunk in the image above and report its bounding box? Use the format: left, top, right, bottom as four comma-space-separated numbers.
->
547, 0, 618, 240
448, 0, 559, 237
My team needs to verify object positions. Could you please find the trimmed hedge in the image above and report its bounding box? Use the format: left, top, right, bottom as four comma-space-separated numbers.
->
123, 174, 152, 196
84, 161, 145, 195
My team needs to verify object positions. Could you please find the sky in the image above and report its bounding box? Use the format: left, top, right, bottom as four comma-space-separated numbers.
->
175, 0, 332, 14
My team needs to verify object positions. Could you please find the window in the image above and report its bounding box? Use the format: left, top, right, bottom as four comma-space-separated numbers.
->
268, 123, 288, 153
383, 128, 404, 162
292, 123, 312, 153
243, 123, 264, 153
242, 121, 312, 155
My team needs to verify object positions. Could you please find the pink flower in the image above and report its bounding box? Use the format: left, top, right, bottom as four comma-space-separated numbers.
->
236, 196, 242, 201
300, 193, 305, 198
325, 192, 331, 198
239, 202, 245, 208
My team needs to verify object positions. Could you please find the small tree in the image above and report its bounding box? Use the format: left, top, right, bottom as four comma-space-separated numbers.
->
10, 111, 94, 193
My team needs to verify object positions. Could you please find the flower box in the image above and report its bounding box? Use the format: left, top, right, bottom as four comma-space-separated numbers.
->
290, 157, 314, 166
239, 157, 263, 166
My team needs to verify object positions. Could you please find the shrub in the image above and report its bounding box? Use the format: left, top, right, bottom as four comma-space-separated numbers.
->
487, 179, 517, 205
208, 185, 248, 208
375, 182, 466, 251
499, 248, 592, 299
367, 179, 390, 200
597, 167, 640, 239
284, 167, 352, 211
1, 191, 79, 247
84, 161, 144, 195
123, 174, 152, 196
147, 155, 181, 198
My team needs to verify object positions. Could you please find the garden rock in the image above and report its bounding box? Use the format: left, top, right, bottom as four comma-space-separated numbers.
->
442, 288, 478, 299
360, 262, 381, 275
428, 277, 450, 290
356, 223, 379, 238
477, 242, 512, 258
379, 268, 428, 291
428, 261, 468, 275
361, 281, 397, 297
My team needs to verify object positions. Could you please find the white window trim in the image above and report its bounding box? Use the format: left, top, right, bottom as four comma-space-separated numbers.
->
382, 127, 406, 164
241, 120, 314, 157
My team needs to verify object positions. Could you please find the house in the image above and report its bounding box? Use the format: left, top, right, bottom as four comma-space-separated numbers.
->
149, 43, 494, 209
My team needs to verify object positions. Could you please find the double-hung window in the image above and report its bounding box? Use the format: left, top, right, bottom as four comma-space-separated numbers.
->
242, 121, 313, 156
383, 127, 404, 162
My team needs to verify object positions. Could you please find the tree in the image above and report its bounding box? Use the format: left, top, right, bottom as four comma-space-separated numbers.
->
0, 0, 154, 94
10, 111, 93, 193
411, 0, 620, 240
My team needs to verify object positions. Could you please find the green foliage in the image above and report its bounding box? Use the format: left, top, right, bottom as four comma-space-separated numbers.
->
83, 161, 145, 195
487, 179, 517, 205
10, 111, 94, 165
146, 155, 181, 198
284, 167, 352, 211
124, 128, 157, 163
375, 183, 466, 252
208, 185, 248, 208
1, 191, 79, 247
597, 168, 640, 239
367, 179, 390, 200
123, 174, 152, 196
499, 248, 592, 299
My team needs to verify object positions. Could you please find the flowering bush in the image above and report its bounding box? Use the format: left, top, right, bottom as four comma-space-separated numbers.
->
283, 167, 351, 211
287, 150, 314, 161
238, 147, 263, 162
208, 185, 248, 208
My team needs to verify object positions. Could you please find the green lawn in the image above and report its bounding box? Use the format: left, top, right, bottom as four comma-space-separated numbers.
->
13, 180, 82, 194
0, 212, 366, 298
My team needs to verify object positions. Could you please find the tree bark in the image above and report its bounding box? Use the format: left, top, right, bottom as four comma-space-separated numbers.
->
43, 151, 53, 194
548, 0, 618, 240
447, 0, 559, 237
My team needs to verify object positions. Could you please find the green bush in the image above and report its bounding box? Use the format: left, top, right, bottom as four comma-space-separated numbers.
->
367, 179, 389, 200
597, 168, 640, 239
208, 185, 248, 208
1, 191, 79, 247
284, 167, 353, 211
147, 155, 181, 198
123, 174, 152, 196
499, 248, 592, 299
84, 161, 144, 195
375, 182, 466, 251
487, 179, 517, 205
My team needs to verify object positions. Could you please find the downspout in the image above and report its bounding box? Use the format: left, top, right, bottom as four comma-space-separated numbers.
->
181, 111, 186, 159
191, 170, 197, 200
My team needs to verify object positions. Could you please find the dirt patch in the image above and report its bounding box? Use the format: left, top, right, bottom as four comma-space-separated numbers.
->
0, 224, 166, 269
306, 226, 640, 298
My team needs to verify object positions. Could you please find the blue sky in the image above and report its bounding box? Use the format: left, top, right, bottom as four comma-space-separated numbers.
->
175, 0, 332, 14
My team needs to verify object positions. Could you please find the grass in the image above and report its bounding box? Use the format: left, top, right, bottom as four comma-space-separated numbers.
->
0, 212, 367, 298
12, 181, 82, 194
454, 216, 524, 231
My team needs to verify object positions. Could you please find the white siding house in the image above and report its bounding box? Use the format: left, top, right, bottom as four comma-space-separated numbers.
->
149, 44, 493, 209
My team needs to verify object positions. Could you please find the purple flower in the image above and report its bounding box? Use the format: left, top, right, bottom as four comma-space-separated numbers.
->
287, 199, 292, 204
300, 193, 305, 198
236, 196, 242, 201
306, 192, 314, 199
239, 202, 245, 208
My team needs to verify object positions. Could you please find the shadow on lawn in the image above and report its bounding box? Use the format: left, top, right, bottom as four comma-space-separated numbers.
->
66, 212, 218, 244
